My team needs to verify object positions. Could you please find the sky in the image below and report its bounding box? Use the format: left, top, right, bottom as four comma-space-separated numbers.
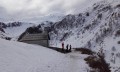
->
0, 0, 102, 22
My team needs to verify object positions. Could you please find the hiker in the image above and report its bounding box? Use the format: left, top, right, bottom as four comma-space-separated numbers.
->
66, 44, 69, 52
62, 42, 64, 51
69, 45, 72, 52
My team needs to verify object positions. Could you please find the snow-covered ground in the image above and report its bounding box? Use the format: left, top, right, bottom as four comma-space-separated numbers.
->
0, 39, 89, 72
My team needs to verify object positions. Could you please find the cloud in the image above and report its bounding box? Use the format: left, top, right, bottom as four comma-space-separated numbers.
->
0, 0, 102, 21
0, 6, 9, 18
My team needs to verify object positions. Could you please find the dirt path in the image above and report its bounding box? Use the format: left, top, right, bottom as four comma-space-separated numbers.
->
64, 51, 90, 72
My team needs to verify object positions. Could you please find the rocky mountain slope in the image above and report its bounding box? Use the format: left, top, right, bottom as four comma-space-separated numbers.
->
48, 1, 120, 71
49, 0, 120, 48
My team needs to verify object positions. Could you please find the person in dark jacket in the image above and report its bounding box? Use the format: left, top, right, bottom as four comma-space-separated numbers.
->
66, 44, 69, 52
62, 42, 64, 51
69, 45, 72, 52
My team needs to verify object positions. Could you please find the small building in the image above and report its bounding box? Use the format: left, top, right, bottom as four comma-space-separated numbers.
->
19, 32, 50, 47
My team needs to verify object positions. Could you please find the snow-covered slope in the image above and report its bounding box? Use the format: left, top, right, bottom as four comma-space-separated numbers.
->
0, 39, 90, 72
2, 22, 35, 40
49, 0, 120, 48
0, 21, 54, 40
102, 36, 120, 72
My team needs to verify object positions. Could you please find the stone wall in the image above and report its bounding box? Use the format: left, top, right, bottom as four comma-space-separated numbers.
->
22, 40, 49, 47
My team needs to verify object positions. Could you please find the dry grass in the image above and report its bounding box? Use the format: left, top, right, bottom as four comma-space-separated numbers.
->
84, 54, 111, 72
75, 48, 94, 55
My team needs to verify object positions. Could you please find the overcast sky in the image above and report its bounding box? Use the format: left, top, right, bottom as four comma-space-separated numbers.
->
0, 0, 101, 21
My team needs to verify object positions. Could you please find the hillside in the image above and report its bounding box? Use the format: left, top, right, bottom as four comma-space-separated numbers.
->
0, 38, 90, 72
48, 0, 120, 71
49, 0, 120, 48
